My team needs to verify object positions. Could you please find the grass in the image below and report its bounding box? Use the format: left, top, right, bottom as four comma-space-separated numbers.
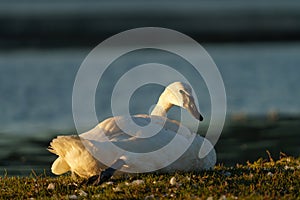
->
1, 153, 299, 200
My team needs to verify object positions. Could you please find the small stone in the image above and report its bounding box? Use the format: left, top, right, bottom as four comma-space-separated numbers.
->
68, 195, 78, 200
131, 179, 145, 185
170, 177, 176, 185
92, 194, 102, 198
78, 190, 87, 197
223, 171, 231, 177
47, 183, 55, 190
219, 195, 226, 200
267, 172, 273, 176
113, 186, 122, 192
144, 194, 155, 200
101, 181, 114, 188
284, 165, 294, 170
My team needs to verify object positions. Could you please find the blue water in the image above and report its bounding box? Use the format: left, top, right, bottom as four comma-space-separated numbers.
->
0, 43, 299, 135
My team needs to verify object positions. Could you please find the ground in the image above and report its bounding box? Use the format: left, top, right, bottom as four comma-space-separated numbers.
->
1, 154, 299, 199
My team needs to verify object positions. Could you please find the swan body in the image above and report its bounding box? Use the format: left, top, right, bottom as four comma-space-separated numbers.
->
49, 82, 216, 181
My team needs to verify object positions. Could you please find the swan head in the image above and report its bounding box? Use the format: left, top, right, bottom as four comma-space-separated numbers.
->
152, 82, 204, 121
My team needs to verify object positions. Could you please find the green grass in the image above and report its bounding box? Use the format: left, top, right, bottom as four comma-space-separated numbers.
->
1, 154, 299, 200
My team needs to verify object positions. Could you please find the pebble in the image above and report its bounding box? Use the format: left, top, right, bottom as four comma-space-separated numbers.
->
78, 190, 87, 197
131, 179, 145, 185
284, 165, 295, 170
68, 195, 78, 200
170, 193, 176, 197
144, 194, 155, 200
101, 181, 114, 188
113, 186, 122, 192
106, 181, 114, 185
223, 171, 231, 177
170, 177, 176, 185
219, 195, 227, 200
47, 183, 55, 190
267, 172, 273, 176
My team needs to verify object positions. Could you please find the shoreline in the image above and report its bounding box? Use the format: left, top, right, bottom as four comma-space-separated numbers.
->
1, 115, 300, 176
1, 1, 300, 47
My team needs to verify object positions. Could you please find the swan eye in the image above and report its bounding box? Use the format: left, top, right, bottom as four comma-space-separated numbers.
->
179, 90, 190, 106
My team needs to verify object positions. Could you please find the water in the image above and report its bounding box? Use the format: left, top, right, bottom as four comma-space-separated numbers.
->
0, 42, 299, 175
1, 43, 299, 133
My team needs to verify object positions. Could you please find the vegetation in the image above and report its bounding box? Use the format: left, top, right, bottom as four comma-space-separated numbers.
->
1, 153, 299, 199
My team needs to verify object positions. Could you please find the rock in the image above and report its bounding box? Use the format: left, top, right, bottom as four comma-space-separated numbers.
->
267, 172, 273, 176
170, 177, 176, 185
78, 190, 87, 197
47, 183, 55, 190
144, 194, 155, 200
131, 179, 145, 185
68, 195, 78, 200
113, 186, 122, 192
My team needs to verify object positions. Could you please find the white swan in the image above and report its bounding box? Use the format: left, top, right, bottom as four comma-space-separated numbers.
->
48, 82, 216, 184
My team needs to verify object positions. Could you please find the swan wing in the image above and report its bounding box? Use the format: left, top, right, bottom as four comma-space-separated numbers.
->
78, 115, 195, 172
80, 114, 192, 142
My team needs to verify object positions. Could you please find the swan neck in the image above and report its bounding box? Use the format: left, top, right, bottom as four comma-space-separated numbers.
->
150, 98, 172, 117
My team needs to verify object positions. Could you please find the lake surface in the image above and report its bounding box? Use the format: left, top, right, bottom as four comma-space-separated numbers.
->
0, 42, 299, 175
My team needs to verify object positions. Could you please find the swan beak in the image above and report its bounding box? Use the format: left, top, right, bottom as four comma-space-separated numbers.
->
179, 89, 204, 121
187, 105, 204, 121
199, 114, 204, 121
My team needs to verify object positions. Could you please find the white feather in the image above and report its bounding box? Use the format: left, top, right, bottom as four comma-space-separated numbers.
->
48, 82, 216, 178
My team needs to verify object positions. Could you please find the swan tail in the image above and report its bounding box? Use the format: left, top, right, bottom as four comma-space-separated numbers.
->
48, 135, 82, 156
48, 135, 84, 175
51, 157, 71, 175
48, 135, 101, 178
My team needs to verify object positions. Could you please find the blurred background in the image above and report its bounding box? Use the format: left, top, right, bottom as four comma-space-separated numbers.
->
0, 0, 299, 176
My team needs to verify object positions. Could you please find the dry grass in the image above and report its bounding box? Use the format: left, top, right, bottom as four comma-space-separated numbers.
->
1, 154, 299, 199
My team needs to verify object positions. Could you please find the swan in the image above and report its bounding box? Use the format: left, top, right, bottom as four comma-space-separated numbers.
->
48, 82, 216, 185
